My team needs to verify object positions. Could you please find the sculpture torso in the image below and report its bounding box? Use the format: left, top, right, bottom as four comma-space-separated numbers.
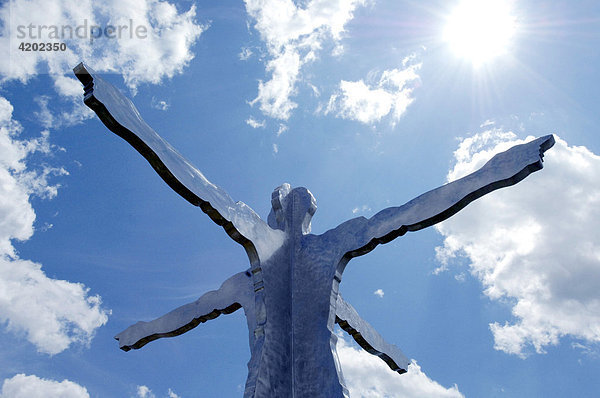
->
248, 186, 350, 397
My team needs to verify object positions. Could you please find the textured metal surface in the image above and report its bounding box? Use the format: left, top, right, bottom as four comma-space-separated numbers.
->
74, 62, 554, 397
115, 271, 256, 352
336, 294, 409, 373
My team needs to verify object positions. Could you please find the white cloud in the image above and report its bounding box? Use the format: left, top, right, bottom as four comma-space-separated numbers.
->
352, 204, 371, 214
308, 83, 321, 97
326, 58, 420, 125
44, 76, 96, 128
0, 97, 109, 355
0, 374, 89, 398
337, 335, 464, 397
151, 97, 170, 111
249, 45, 301, 119
246, 117, 266, 129
239, 47, 254, 61
0, 0, 206, 91
53, 75, 84, 98
136, 385, 179, 398
33, 93, 94, 129
276, 123, 288, 136
373, 288, 384, 298
137, 386, 155, 398
0, 256, 108, 355
435, 130, 600, 357
480, 119, 495, 128
244, 0, 368, 120
0, 0, 205, 129
34, 97, 56, 129
0, 98, 53, 253
571, 342, 600, 359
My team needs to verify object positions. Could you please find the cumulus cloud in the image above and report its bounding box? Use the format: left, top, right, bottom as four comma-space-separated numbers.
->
250, 45, 301, 119
435, 130, 600, 357
0, 374, 89, 398
137, 385, 155, 398
0, 0, 205, 129
0, 0, 206, 89
337, 335, 464, 397
326, 57, 420, 125
0, 97, 109, 354
245, 0, 368, 120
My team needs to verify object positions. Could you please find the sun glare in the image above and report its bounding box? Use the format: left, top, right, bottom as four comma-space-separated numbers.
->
444, 0, 517, 67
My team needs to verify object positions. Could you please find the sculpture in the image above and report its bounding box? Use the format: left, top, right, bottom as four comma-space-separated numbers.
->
74, 62, 554, 397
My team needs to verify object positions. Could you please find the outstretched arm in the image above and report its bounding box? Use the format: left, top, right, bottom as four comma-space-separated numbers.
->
333, 135, 555, 257
335, 295, 409, 374
73, 63, 283, 261
115, 271, 254, 351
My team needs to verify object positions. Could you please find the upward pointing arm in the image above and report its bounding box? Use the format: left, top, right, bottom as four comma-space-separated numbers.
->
73, 63, 283, 261
115, 271, 254, 351
335, 135, 555, 257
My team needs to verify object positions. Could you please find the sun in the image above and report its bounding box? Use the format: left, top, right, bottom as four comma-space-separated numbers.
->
443, 0, 517, 67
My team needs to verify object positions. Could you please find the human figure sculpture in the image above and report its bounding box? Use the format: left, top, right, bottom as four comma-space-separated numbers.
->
74, 62, 554, 398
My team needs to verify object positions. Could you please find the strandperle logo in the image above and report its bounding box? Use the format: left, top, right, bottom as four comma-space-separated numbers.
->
15, 19, 148, 42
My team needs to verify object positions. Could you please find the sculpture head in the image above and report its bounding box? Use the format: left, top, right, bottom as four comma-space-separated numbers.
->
267, 183, 317, 234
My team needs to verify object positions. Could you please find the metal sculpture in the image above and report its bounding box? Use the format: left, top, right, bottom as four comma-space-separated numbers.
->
74, 62, 555, 398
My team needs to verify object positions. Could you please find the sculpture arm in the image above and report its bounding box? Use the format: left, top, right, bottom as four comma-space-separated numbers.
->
115, 271, 254, 351
335, 295, 409, 373
335, 135, 555, 257
73, 63, 283, 261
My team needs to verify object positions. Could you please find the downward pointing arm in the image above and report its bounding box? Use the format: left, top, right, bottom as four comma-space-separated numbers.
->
115, 271, 254, 351
335, 295, 409, 374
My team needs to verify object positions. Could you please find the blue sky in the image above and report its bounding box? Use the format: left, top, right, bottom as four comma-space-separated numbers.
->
1, 0, 600, 397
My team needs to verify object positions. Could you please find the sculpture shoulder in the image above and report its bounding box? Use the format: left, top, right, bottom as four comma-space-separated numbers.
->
312, 216, 369, 252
